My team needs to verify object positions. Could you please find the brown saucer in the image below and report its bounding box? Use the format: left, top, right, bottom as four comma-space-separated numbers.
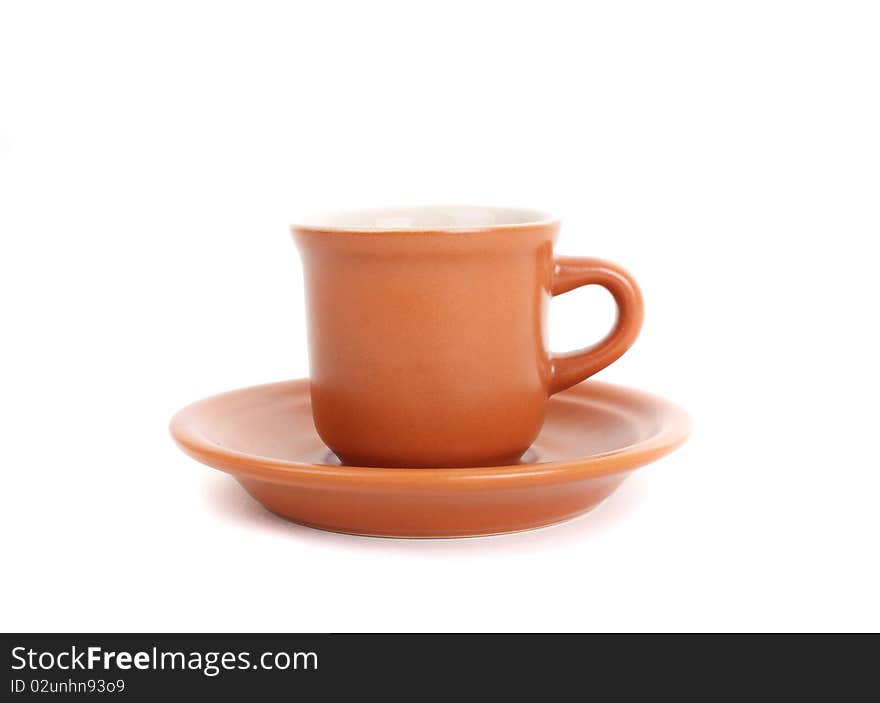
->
170, 380, 690, 538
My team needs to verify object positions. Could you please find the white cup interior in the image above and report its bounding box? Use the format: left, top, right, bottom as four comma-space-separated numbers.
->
295, 206, 554, 231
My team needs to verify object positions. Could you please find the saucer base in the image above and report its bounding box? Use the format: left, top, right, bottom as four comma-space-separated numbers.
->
259, 502, 605, 539
238, 473, 627, 538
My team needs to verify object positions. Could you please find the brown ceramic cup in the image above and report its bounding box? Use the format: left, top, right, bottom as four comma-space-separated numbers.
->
292, 206, 643, 468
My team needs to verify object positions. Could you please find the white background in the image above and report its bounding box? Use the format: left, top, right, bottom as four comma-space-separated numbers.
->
2, 1, 878, 632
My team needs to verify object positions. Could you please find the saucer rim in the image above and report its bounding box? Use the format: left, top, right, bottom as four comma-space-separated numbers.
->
169, 379, 690, 486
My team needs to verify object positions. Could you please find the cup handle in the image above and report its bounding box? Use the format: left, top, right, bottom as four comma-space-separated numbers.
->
548, 256, 644, 395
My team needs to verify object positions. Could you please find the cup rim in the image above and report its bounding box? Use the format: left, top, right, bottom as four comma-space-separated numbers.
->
291, 205, 558, 233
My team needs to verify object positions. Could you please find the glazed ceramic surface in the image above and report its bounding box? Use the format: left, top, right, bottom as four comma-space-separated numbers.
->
292, 206, 644, 467
170, 379, 689, 538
